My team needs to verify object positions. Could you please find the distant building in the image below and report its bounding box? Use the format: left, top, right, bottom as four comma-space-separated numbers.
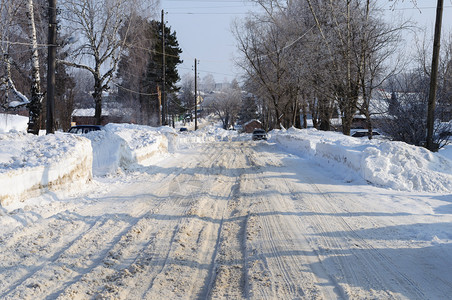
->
243, 119, 263, 133
214, 82, 231, 91
71, 108, 124, 125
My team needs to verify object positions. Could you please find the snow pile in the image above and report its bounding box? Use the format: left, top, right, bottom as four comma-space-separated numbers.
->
177, 126, 247, 147
361, 142, 452, 192
271, 127, 452, 192
0, 114, 28, 133
2, 121, 452, 206
0, 123, 179, 204
0, 131, 92, 205
87, 124, 177, 175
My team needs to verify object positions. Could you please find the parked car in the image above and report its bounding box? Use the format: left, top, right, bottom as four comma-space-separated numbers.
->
68, 125, 103, 134
351, 130, 381, 138
179, 127, 188, 132
252, 129, 267, 140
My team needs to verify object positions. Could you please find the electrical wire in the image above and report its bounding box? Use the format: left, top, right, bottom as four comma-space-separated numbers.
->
165, 5, 254, 9
113, 82, 159, 96
389, 5, 452, 11
165, 0, 246, 2
166, 12, 249, 15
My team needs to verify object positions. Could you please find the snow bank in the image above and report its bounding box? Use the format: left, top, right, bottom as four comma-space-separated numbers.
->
0, 114, 28, 133
0, 122, 253, 205
0, 132, 92, 205
2, 122, 452, 206
177, 126, 249, 147
271, 128, 452, 192
0, 124, 179, 205
87, 124, 177, 175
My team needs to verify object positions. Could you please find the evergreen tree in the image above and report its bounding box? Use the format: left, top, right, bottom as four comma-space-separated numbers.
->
116, 18, 182, 126
141, 20, 182, 126
238, 94, 259, 125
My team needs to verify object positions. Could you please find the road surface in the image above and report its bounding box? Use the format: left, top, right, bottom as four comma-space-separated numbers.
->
0, 141, 450, 299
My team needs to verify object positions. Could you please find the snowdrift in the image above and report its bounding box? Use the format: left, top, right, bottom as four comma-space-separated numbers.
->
0, 114, 28, 133
0, 124, 178, 205
0, 132, 92, 205
88, 124, 177, 175
177, 126, 248, 146
2, 120, 452, 206
271, 127, 452, 192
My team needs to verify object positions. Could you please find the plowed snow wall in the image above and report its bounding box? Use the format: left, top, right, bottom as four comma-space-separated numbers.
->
0, 135, 92, 205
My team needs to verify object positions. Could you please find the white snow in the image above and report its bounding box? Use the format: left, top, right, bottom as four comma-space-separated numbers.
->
0, 130, 92, 205
272, 127, 452, 192
1, 114, 451, 298
1, 114, 452, 208
0, 113, 28, 133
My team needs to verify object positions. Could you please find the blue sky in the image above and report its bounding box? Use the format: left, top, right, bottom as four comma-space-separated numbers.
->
161, 0, 258, 83
160, 0, 452, 84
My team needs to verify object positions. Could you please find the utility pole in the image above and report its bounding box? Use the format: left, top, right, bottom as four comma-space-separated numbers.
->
426, 0, 444, 151
161, 9, 167, 126
194, 58, 198, 131
157, 85, 162, 126
46, 0, 57, 134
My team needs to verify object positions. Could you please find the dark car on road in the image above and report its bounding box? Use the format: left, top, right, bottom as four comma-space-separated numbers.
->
351, 130, 381, 138
252, 129, 267, 141
68, 125, 103, 134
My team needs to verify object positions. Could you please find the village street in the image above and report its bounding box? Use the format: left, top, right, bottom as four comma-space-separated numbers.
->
0, 141, 450, 299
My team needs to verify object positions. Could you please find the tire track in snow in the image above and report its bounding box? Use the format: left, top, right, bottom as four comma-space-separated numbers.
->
2, 214, 134, 299
0, 144, 211, 299
202, 144, 252, 299
65, 144, 225, 299
266, 142, 426, 299
300, 178, 427, 299
87, 142, 242, 299
243, 145, 332, 299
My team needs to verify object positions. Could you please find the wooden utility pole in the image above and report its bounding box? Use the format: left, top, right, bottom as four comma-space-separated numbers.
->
157, 86, 162, 126
194, 58, 198, 131
46, 0, 57, 134
426, 0, 444, 151
161, 9, 167, 126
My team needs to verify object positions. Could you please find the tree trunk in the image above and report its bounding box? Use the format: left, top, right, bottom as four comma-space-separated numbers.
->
27, 0, 43, 134
366, 112, 373, 140
224, 114, 229, 130
93, 77, 103, 125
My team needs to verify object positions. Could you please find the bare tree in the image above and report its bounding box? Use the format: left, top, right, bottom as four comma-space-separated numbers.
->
237, 0, 409, 137
352, 1, 406, 139
233, 13, 293, 129
200, 74, 216, 93
0, 1, 27, 108
206, 79, 242, 130
116, 15, 156, 124
60, 0, 157, 125
178, 72, 194, 122
377, 33, 452, 149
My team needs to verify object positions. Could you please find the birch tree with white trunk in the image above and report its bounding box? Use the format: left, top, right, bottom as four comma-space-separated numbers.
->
0, 0, 44, 134
26, 0, 43, 134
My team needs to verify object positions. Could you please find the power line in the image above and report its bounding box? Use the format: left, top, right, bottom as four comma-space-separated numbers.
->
165, 5, 254, 9
0, 40, 53, 47
388, 5, 452, 11
178, 65, 237, 77
166, 12, 249, 15
165, 0, 246, 2
113, 82, 159, 96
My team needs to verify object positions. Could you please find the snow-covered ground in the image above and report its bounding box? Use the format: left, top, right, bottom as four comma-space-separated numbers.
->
1, 114, 451, 299
3, 115, 451, 204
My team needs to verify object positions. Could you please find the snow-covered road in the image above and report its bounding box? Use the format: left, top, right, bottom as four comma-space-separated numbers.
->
1, 141, 451, 299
